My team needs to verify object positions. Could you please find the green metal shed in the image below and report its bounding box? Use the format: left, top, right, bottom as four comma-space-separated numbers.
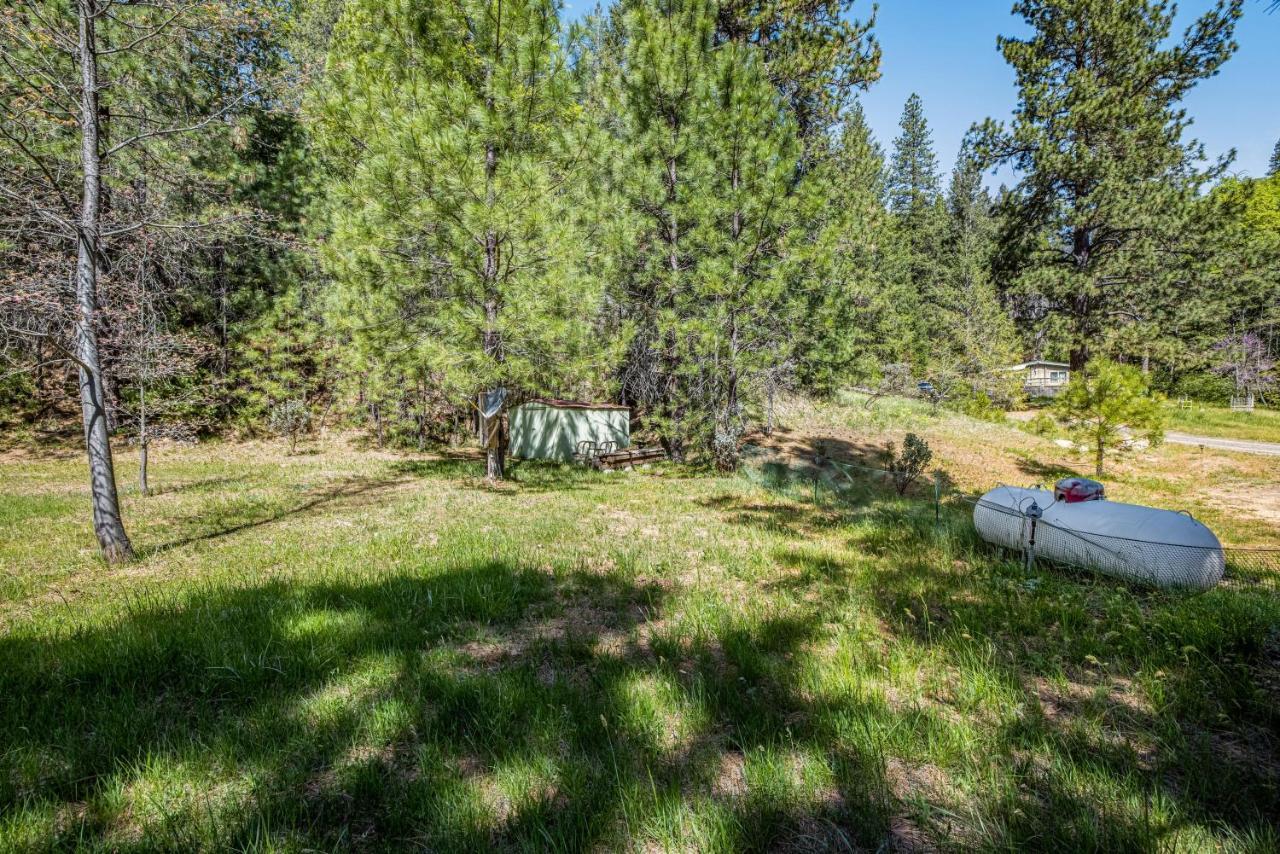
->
509, 399, 630, 462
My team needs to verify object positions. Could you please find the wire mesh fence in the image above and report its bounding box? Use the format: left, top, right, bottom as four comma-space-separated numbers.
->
963, 491, 1280, 592
739, 445, 1280, 593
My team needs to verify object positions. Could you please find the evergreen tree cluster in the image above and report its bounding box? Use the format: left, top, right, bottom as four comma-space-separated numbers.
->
3, 0, 1278, 495
305, 0, 1031, 471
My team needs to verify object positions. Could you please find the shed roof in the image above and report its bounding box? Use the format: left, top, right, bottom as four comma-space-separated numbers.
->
522, 398, 631, 412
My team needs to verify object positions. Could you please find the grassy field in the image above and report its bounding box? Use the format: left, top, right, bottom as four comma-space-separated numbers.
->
2, 406, 1279, 851
1162, 404, 1280, 445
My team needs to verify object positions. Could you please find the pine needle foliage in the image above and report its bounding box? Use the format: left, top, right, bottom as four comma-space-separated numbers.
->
314, 0, 609, 478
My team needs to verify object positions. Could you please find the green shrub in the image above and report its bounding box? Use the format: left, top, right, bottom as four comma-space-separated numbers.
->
269, 399, 312, 453
1170, 371, 1233, 404
955, 390, 1007, 423
884, 432, 933, 495
1027, 412, 1058, 437
0, 374, 35, 422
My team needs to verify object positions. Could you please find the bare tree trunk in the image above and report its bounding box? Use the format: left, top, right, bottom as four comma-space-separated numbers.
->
138, 382, 148, 495
719, 160, 742, 471
217, 248, 230, 418
1095, 438, 1105, 478
720, 319, 740, 471
477, 9, 507, 482
138, 213, 150, 497
481, 298, 504, 481
76, 0, 132, 562
1068, 228, 1093, 372
35, 341, 47, 415
316, 396, 336, 437
660, 152, 684, 462
481, 131, 505, 481
765, 375, 775, 436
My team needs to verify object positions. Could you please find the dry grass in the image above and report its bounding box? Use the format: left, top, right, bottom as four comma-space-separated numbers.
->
764, 391, 1280, 547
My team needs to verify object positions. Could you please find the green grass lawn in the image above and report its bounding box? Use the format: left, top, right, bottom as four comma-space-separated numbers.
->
1163, 404, 1280, 444
2, 437, 1279, 852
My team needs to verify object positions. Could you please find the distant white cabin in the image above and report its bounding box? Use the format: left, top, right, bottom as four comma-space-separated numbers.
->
509, 399, 630, 462
1005, 360, 1070, 397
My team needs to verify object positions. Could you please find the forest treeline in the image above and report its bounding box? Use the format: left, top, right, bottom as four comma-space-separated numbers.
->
2, 1, 1279, 559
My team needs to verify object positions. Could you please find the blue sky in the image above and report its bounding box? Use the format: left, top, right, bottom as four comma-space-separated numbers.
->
563, 0, 1280, 185
857, 0, 1279, 186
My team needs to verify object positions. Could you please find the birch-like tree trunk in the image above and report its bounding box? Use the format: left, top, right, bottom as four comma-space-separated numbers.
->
75, 0, 133, 562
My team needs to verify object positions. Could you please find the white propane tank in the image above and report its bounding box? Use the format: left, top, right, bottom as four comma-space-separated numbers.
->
973, 485, 1225, 590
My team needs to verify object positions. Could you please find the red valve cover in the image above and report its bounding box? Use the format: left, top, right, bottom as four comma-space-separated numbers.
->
1054, 477, 1106, 504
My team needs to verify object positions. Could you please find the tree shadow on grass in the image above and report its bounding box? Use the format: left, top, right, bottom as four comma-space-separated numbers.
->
1014, 454, 1087, 483
143, 475, 244, 497
717, 457, 941, 549
388, 456, 483, 480
803, 436, 892, 470
747, 435, 888, 472
140, 473, 410, 557
0, 555, 908, 850
390, 458, 612, 495
709, 471, 1280, 847
860, 540, 1280, 848
695, 493, 846, 539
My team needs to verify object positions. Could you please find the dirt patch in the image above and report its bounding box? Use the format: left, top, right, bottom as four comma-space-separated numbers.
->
1032, 676, 1153, 724
710, 751, 747, 799
884, 757, 950, 805
886, 814, 938, 853
883, 758, 951, 852
1202, 483, 1280, 529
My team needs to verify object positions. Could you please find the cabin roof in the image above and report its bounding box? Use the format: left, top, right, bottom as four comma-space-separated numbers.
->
1004, 360, 1070, 371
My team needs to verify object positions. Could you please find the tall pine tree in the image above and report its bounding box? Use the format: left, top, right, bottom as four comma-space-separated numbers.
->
978, 0, 1242, 370
315, 0, 602, 480
886, 93, 946, 363
937, 147, 1019, 400
599, 0, 803, 465
887, 94, 940, 218
713, 0, 880, 145
680, 40, 800, 467
793, 101, 902, 391
598, 0, 719, 460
